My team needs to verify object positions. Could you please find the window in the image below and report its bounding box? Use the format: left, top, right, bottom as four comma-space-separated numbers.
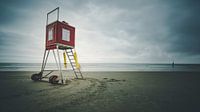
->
62, 28, 70, 41
48, 27, 53, 40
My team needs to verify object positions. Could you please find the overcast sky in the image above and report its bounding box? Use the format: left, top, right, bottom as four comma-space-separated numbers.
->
0, 0, 199, 63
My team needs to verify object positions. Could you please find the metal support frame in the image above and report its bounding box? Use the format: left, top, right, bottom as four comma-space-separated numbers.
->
40, 48, 64, 84
46, 7, 59, 25
53, 49, 59, 70
42, 70, 54, 78
41, 50, 47, 71
41, 49, 50, 74
37, 47, 83, 84
57, 45, 64, 84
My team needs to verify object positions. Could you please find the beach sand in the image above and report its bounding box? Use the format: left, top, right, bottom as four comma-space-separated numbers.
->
0, 71, 200, 112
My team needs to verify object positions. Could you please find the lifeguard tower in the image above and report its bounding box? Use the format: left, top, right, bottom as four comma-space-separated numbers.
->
31, 7, 83, 84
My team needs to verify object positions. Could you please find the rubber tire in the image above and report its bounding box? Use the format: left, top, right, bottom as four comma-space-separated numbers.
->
31, 73, 41, 81
49, 75, 59, 84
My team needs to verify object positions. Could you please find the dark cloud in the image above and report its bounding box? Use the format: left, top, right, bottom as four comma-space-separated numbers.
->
0, 0, 40, 25
164, 0, 200, 55
0, 30, 42, 62
87, 0, 200, 57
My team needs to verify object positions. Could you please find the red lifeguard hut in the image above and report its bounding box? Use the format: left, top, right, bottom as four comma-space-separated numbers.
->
46, 21, 75, 50
31, 7, 83, 84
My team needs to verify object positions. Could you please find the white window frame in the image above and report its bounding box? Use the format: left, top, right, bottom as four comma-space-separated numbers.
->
48, 27, 53, 40
62, 28, 70, 41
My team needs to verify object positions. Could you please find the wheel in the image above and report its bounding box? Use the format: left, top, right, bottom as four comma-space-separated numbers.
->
49, 75, 59, 84
31, 73, 42, 81
31, 74, 39, 81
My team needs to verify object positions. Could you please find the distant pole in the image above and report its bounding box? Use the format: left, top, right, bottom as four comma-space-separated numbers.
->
172, 61, 175, 68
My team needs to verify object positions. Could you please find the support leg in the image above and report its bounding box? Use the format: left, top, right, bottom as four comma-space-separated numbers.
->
41, 50, 50, 73
32, 49, 49, 81
56, 47, 64, 84
41, 50, 47, 72
53, 50, 59, 70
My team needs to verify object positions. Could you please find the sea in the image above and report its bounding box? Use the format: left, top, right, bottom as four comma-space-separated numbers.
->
0, 63, 200, 72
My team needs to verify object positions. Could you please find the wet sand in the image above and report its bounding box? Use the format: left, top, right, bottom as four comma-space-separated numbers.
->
0, 71, 200, 112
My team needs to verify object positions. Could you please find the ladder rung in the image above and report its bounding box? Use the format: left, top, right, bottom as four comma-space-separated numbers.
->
75, 73, 81, 74
75, 70, 81, 72
71, 65, 75, 67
